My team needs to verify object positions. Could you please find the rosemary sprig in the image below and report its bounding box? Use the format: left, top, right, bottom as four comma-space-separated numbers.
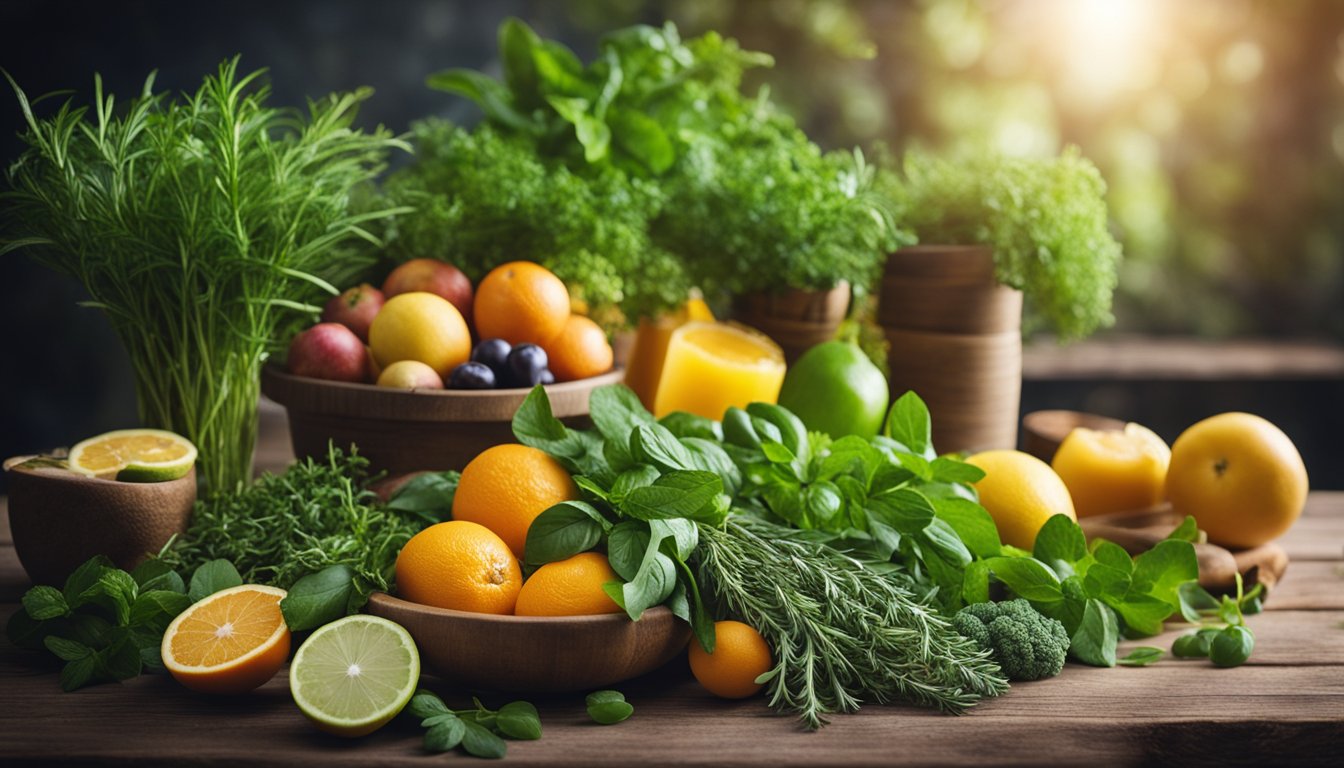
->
1, 59, 408, 491
696, 517, 1008, 729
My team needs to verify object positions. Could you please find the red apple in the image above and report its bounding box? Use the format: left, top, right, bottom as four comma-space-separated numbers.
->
287, 323, 370, 383
382, 259, 474, 322
321, 283, 385, 342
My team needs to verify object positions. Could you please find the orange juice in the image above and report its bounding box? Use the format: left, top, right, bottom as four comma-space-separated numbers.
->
624, 297, 715, 411
653, 322, 786, 419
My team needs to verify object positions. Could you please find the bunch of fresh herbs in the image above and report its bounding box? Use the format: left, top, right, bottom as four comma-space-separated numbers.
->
900, 146, 1122, 340
6, 555, 243, 691
408, 688, 541, 760
0, 59, 407, 491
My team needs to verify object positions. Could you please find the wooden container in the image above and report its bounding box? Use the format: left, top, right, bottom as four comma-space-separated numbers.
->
733, 282, 850, 363
5, 459, 196, 586
260, 365, 624, 476
880, 246, 1022, 453
366, 593, 691, 692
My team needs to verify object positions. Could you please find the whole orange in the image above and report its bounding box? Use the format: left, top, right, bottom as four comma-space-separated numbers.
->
543, 315, 614, 382
452, 444, 579, 557
394, 520, 522, 614
1166, 412, 1308, 549
514, 552, 623, 616
368, 292, 471, 378
473, 261, 571, 346
688, 620, 773, 699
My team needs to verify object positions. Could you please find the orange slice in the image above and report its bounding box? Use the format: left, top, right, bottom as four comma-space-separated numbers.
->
161, 584, 290, 694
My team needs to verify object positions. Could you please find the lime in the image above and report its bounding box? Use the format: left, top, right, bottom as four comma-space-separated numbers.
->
777, 341, 889, 440
67, 428, 197, 482
289, 615, 421, 737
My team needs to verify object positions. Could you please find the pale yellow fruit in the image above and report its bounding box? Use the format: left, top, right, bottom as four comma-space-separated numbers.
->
1052, 423, 1170, 518
966, 449, 1077, 550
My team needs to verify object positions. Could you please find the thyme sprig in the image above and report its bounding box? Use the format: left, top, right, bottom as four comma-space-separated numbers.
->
697, 517, 1008, 729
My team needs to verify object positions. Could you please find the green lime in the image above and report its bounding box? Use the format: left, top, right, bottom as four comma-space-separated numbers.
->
290, 615, 420, 737
66, 428, 197, 482
777, 341, 889, 440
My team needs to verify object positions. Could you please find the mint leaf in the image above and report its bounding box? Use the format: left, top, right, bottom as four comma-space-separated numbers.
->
129, 590, 192, 627
22, 585, 69, 620
424, 717, 466, 752
44, 635, 92, 662
496, 701, 542, 740
410, 689, 452, 720
280, 565, 357, 631
62, 556, 114, 610
461, 720, 507, 759
59, 654, 97, 692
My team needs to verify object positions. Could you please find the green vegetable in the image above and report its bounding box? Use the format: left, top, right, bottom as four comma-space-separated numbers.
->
1170, 573, 1259, 667
585, 690, 634, 725
899, 146, 1122, 340
1171, 631, 1215, 658
161, 446, 443, 615
1210, 626, 1255, 668
1118, 646, 1166, 667
952, 599, 1069, 681
409, 689, 541, 759
6, 555, 237, 691
1, 60, 406, 491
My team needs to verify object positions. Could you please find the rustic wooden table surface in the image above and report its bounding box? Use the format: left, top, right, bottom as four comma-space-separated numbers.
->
2, 493, 1341, 766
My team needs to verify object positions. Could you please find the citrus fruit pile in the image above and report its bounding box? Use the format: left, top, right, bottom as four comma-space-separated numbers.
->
969, 412, 1307, 551
394, 444, 622, 617
287, 260, 613, 390
68, 428, 197, 482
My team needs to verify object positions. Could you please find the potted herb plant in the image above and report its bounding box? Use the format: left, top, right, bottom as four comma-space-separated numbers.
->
1, 61, 405, 492
882, 147, 1122, 452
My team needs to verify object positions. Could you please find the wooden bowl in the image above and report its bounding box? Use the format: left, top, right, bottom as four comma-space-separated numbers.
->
365, 592, 692, 693
1020, 410, 1127, 463
5, 459, 196, 586
260, 364, 624, 475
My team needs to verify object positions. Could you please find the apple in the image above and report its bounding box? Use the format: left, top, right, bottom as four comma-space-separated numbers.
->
321, 283, 384, 342
287, 323, 370, 383
382, 258, 474, 322
376, 360, 445, 390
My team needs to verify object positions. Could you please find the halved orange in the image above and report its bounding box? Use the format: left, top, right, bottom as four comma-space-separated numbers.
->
161, 584, 290, 694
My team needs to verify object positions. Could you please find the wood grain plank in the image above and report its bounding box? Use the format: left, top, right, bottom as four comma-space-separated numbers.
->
1118, 609, 1344, 666
1262, 561, 1344, 611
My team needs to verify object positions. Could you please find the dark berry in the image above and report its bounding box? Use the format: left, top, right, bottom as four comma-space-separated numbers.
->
447, 361, 496, 390
470, 338, 512, 377
505, 343, 549, 387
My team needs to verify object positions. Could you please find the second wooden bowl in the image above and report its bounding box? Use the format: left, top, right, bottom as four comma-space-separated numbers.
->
261, 364, 624, 475
365, 593, 692, 693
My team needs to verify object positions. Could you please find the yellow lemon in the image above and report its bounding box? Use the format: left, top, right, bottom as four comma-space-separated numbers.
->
966, 449, 1077, 550
368, 292, 471, 378
1051, 423, 1170, 518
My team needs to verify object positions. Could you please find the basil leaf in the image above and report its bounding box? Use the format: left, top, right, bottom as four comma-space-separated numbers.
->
984, 557, 1063, 603
619, 548, 676, 620
610, 107, 674, 174
804, 482, 845, 529
22, 585, 69, 620
279, 565, 356, 631
622, 470, 724, 522
424, 717, 466, 752
929, 456, 985, 484
1105, 593, 1175, 637
919, 518, 973, 568
651, 518, 699, 562
867, 488, 936, 534
1132, 539, 1199, 610
427, 69, 536, 133
572, 475, 611, 503
1032, 514, 1088, 575
461, 720, 508, 759
498, 17, 542, 107
883, 391, 935, 459
1091, 540, 1134, 572
1069, 598, 1118, 667
680, 437, 742, 494
589, 384, 655, 444
1166, 515, 1200, 542
386, 471, 459, 524
1117, 646, 1164, 667
606, 522, 650, 581
188, 559, 242, 603
610, 464, 661, 504
932, 497, 1002, 559
629, 423, 695, 472
658, 411, 721, 441
513, 386, 612, 481
496, 701, 542, 740
524, 501, 607, 565
961, 560, 991, 605
817, 435, 881, 482
760, 441, 795, 465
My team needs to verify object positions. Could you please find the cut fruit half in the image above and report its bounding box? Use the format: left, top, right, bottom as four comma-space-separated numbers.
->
68, 428, 198, 482
1052, 422, 1172, 518
290, 614, 420, 737
161, 584, 290, 694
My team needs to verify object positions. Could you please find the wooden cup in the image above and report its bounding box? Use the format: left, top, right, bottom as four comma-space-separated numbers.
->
733, 282, 851, 363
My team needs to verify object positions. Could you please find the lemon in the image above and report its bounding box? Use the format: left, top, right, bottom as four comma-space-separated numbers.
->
289, 614, 420, 738
966, 449, 1077, 550
777, 341, 888, 440
67, 428, 197, 482
1052, 423, 1170, 518
368, 291, 471, 378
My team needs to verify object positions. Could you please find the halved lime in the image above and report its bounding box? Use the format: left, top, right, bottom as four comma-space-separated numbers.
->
289, 614, 420, 737
67, 428, 197, 482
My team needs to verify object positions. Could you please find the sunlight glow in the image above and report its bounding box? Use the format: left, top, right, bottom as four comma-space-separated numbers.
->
1058, 0, 1161, 104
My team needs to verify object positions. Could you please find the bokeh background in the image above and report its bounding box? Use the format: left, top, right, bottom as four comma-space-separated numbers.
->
2, 0, 1341, 488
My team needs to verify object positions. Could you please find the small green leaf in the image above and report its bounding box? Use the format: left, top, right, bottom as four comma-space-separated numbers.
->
1069, 598, 1118, 667
424, 717, 466, 752
760, 441, 796, 465
1171, 632, 1212, 658
929, 456, 985, 484
524, 501, 607, 565
62, 555, 114, 609
409, 689, 451, 720
1117, 646, 1164, 666
622, 470, 724, 523
188, 559, 242, 603
128, 590, 192, 627
386, 471, 459, 524
932, 498, 1002, 559
59, 654, 97, 692
44, 635, 91, 662
586, 691, 633, 724
985, 557, 1063, 603
629, 423, 695, 472
496, 701, 542, 740
1210, 625, 1255, 668
1032, 514, 1088, 574
461, 720, 507, 759
606, 522, 651, 581
1166, 515, 1200, 543
658, 411, 720, 441
22, 585, 69, 620
279, 565, 356, 631
883, 391, 934, 459
866, 487, 937, 534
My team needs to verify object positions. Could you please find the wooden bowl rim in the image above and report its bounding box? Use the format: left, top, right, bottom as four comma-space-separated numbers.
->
366, 591, 676, 628
4, 458, 198, 489
261, 364, 624, 419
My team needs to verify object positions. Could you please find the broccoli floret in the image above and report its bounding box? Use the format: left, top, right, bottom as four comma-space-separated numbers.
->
952, 599, 1069, 681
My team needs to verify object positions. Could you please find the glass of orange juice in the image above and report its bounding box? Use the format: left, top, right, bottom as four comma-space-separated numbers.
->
653, 321, 786, 420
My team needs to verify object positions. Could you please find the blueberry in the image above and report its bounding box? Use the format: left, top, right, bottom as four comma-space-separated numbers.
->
539, 369, 555, 386
505, 343, 549, 387
447, 361, 496, 390
471, 338, 512, 377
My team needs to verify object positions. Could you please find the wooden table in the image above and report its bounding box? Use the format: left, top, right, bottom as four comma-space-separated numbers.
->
2, 496, 1341, 766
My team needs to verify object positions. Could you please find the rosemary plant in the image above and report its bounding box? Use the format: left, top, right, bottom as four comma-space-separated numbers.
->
696, 517, 1008, 729
1, 59, 407, 491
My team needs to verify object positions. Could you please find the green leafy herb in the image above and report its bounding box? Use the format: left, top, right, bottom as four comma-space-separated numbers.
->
585, 690, 634, 725
6, 556, 235, 691
385, 471, 461, 527
1118, 646, 1165, 667
409, 689, 541, 759
1, 60, 406, 491
1170, 573, 1259, 667
900, 146, 1122, 340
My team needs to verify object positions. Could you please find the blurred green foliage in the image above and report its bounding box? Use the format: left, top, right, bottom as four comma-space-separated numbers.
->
567, 0, 1344, 340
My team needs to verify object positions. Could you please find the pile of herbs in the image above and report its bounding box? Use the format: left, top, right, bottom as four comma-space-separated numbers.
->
0, 59, 407, 491
382, 19, 907, 324
899, 147, 1122, 340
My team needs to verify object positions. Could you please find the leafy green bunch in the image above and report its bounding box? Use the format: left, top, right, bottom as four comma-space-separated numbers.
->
1, 59, 407, 491
900, 146, 1122, 340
